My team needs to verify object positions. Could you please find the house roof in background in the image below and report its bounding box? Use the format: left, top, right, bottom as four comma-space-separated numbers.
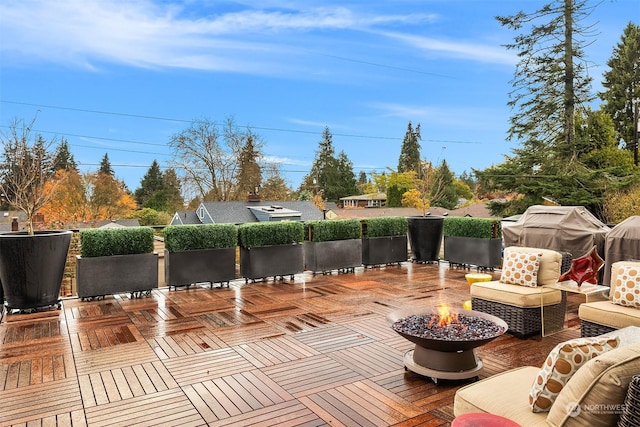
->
172, 211, 201, 225
201, 200, 323, 224
339, 192, 387, 201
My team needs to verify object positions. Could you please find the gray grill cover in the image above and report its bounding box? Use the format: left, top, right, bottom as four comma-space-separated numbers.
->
603, 216, 640, 286
503, 205, 610, 261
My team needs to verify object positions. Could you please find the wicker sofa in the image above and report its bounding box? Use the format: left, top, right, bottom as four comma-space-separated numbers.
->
470, 247, 570, 336
580, 260, 640, 337
453, 326, 640, 426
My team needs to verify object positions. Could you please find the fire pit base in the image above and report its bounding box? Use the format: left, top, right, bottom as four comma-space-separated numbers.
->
404, 349, 484, 384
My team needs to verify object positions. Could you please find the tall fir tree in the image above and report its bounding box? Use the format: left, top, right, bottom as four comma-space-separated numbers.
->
600, 22, 640, 163
99, 153, 114, 176
430, 160, 458, 209
51, 138, 77, 172
236, 134, 262, 197
162, 168, 185, 212
478, 0, 601, 216
135, 160, 165, 209
397, 122, 421, 174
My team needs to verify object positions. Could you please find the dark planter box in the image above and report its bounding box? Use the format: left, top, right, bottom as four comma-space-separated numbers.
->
444, 236, 502, 269
362, 235, 408, 266
304, 239, 362, 273
76, 253, 158, 299
240, 244, 303, 281
0, 230, 72, 311
164, 248, 236, 289
407, 216, 444, 263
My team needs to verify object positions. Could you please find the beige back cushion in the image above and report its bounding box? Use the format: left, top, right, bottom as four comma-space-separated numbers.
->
503, 247, 562, 286
546, 341, 640, 427
610, 260, 640, 297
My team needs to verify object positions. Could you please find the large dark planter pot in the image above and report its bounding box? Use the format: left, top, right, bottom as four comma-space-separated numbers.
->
76, 253, 158, 299
407, 216, 444, 263
304, 239, 362, 274
444, 236, 502, 269
362, 235, 408, 267
240, 244, 303, 281
164, 248, 236, 289
0, 230, 72, 311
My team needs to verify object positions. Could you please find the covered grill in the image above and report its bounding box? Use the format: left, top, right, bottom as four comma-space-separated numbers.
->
603, 216, 640, 286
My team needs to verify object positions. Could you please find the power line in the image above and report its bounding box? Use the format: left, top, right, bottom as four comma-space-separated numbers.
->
1, 99, 483, 144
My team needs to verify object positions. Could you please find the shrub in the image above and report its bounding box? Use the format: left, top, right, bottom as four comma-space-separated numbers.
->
80, 227, 155, 257
304, 219, 361, 242
443, 217, 502, 239
238, 221, 304, 248
362, 216, 408, 238
163, 224, 237, 252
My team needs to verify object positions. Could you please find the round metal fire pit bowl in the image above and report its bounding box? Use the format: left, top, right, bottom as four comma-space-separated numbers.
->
388, 306, 507, 383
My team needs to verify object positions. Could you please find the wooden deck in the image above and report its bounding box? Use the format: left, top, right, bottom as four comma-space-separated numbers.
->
0, 262, 582, 426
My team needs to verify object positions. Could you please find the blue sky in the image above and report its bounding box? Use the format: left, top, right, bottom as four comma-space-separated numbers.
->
0, 0, 637, 194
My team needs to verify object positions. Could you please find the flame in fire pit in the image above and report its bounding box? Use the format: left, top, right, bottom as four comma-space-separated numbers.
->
428, 304, 460, 328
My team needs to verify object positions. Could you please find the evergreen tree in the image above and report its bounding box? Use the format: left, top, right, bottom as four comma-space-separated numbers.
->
52, 138, 77, 172
261, 163, 291, 201
162, 168, 185, 212
600, 22, 640, 163
496, 0, 595, 159
397, 122, 421, 173
236, 134, 262, 197
134, 160, 166, 210
333, 151, 358, 201
478, 0, 603, 216
99, 153, 114, 176
430, 160, 458, 209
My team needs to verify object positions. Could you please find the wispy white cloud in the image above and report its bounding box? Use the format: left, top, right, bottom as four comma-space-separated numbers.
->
380, 31, 516, 65
0, 0, 506, 75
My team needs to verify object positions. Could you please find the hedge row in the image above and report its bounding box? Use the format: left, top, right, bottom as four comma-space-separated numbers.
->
79, 217, 416, 255
443, 217, 502, 239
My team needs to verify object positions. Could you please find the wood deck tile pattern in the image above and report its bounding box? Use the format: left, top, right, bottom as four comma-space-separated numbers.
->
149, 329, 228, 359
0, 262, 583, 426
79, 360, 178, 407
0, 377, 83, 426
74, 342, 160, 376
84, 388, 204, 427
162, 347, 255, 386
183, 370, 293, 423
261, 355, 364, 398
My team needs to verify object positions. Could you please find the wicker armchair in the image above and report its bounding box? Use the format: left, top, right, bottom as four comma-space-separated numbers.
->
470, 247, 571, 337
579, 260, 640, 337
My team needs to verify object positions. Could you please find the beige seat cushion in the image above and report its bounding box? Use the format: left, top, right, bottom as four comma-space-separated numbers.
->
454, 366, 548, 426
471, 280, 562, 307
547, 341, 640, 426
579, 300, 640, 329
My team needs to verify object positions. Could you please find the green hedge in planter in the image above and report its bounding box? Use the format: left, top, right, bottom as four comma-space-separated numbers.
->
362, 216, 408, 238
304, 219, 361, 242
80, 227, 155, 257
443, 217, 502, 239
238, 221, 304, 248
164, 224, 237, 252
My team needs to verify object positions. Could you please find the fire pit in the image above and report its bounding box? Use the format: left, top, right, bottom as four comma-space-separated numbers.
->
388, 304, 507, 383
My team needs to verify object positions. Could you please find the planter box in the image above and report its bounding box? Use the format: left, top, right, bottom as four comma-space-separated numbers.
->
240, 244, 303, 281
407, 216, 444, 263
76, 253, 158, 299
444, 236, 502, 269
0, 230, 72, 311
304, 239, 362, 273
164, 248, 236, 289
362, 235, 408, 266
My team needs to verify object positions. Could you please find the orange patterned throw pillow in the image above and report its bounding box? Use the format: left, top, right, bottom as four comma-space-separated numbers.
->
529, 336, 619, 412
612, 264, 640, 308
499, 250, 542, 287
